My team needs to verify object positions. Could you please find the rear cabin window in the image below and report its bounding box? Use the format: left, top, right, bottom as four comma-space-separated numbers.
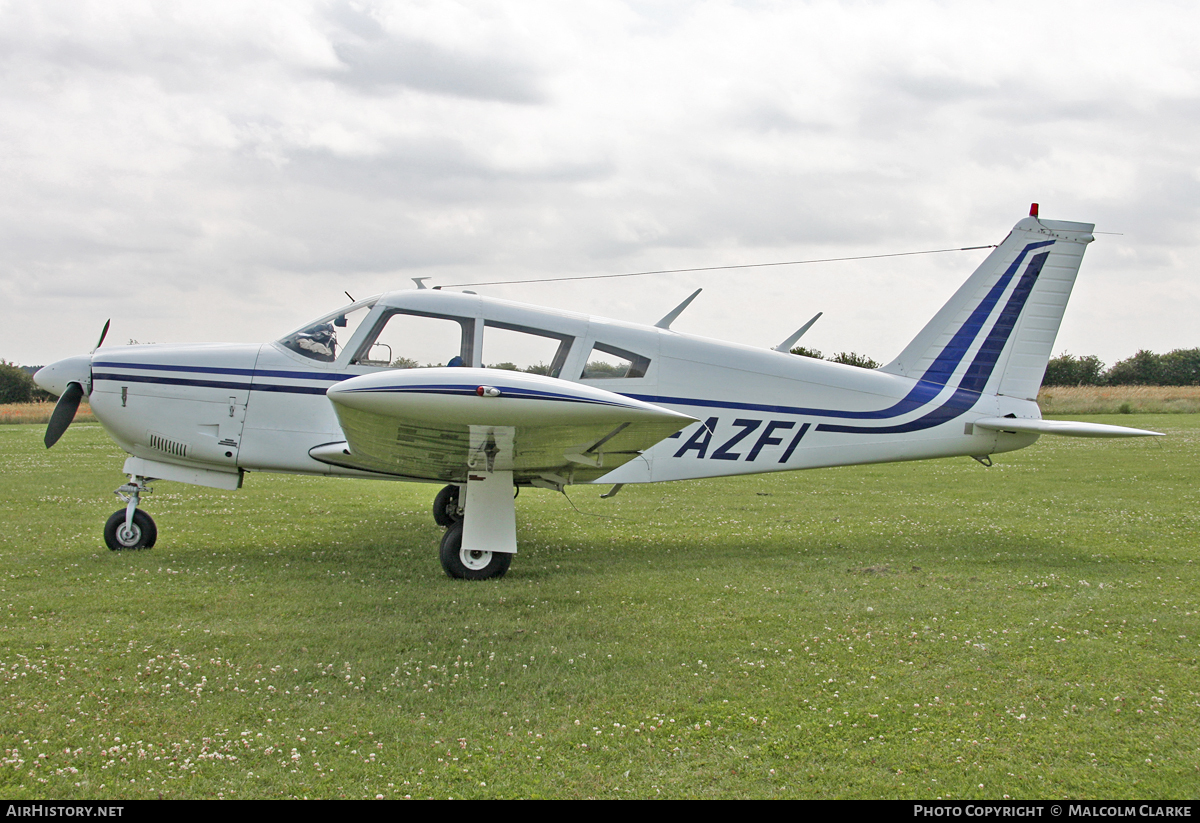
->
352, 311, 474, 368
581, 343, 650, 379
482, 322, 573, 377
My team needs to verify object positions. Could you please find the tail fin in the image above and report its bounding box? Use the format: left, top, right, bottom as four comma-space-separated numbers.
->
880, 213, 1095, 401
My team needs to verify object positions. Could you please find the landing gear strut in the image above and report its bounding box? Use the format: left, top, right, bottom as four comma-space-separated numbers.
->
104, 476, 156, 551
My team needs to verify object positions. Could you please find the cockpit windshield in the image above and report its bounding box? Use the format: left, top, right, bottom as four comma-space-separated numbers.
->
279, 297, 379, 363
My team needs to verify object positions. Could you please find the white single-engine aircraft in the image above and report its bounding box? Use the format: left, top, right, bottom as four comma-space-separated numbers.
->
35, 207, 1161, 579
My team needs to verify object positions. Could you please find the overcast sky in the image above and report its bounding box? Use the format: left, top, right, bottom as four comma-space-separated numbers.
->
5, 0, 1198, 369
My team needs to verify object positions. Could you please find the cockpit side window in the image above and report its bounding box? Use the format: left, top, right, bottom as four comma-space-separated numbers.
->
352, 310, 474, 368
280, 299, 377, 363
581, 342, 651, 379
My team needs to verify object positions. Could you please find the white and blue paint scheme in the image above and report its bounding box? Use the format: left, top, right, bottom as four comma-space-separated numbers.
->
35, 208, 1161, 579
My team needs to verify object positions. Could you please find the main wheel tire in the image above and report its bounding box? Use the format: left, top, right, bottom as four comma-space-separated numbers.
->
438, 522, 512, 580
432, 484, 463, 527
104, 509, 157, 551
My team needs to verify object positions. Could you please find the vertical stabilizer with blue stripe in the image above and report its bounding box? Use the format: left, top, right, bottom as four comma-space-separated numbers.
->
880, 216, 1095, 402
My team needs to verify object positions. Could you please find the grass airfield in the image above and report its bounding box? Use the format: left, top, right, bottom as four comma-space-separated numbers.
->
1, 417, 1197, 800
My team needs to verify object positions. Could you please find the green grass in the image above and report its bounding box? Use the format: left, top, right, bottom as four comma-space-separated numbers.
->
1, 417, 1197, 799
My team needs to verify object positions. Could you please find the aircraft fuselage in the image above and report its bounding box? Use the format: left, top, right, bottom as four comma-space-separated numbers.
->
82, 288, 1039, 492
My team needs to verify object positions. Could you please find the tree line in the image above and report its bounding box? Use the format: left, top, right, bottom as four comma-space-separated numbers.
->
788, 347, 881, 369
0, 362, 52, 404
1043, 349, 1200, 387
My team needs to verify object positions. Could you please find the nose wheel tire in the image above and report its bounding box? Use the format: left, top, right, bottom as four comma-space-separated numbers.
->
438, 522, 511, 580
104, 509, 157, 551
432, 484, 463, 527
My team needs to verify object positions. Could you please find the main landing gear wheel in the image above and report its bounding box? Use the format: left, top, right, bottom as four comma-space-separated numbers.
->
438, 522, 511, 580
104, 509, 157, 551
432, 484, 463, 527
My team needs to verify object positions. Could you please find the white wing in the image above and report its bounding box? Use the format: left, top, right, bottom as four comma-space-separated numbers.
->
312, 368, 696, 485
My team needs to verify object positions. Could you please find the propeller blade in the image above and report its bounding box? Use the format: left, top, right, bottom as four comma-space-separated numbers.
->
94, 319, 111, 352
44, 382, 83, 449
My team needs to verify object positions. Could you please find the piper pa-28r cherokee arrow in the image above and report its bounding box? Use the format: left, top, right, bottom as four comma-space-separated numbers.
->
35, 207, 1161, 579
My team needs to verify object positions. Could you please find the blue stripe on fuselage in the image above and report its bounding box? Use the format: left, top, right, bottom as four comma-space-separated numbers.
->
92, 372, 255, 392
93, 370, 338, 395
835, 239, 1054, 419
913, 241, 1053, 389
92, 361, 347, 382
93, 360, 349, 395
814, 250, 1050, 434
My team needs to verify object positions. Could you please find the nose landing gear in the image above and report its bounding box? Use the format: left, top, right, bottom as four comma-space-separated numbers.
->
104, 476, 156, 551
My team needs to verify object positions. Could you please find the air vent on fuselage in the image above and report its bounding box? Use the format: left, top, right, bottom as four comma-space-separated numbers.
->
149, 432, 188, 458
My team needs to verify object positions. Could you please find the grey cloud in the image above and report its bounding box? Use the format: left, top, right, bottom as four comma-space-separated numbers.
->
980, 89, 1126, 126
888, 70, 995, 105
283, 143, 612, 200
323, 3, 546, 103
330, 38, 545, 103
1087, 167, 1200, 249
731, 103, 811, 134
